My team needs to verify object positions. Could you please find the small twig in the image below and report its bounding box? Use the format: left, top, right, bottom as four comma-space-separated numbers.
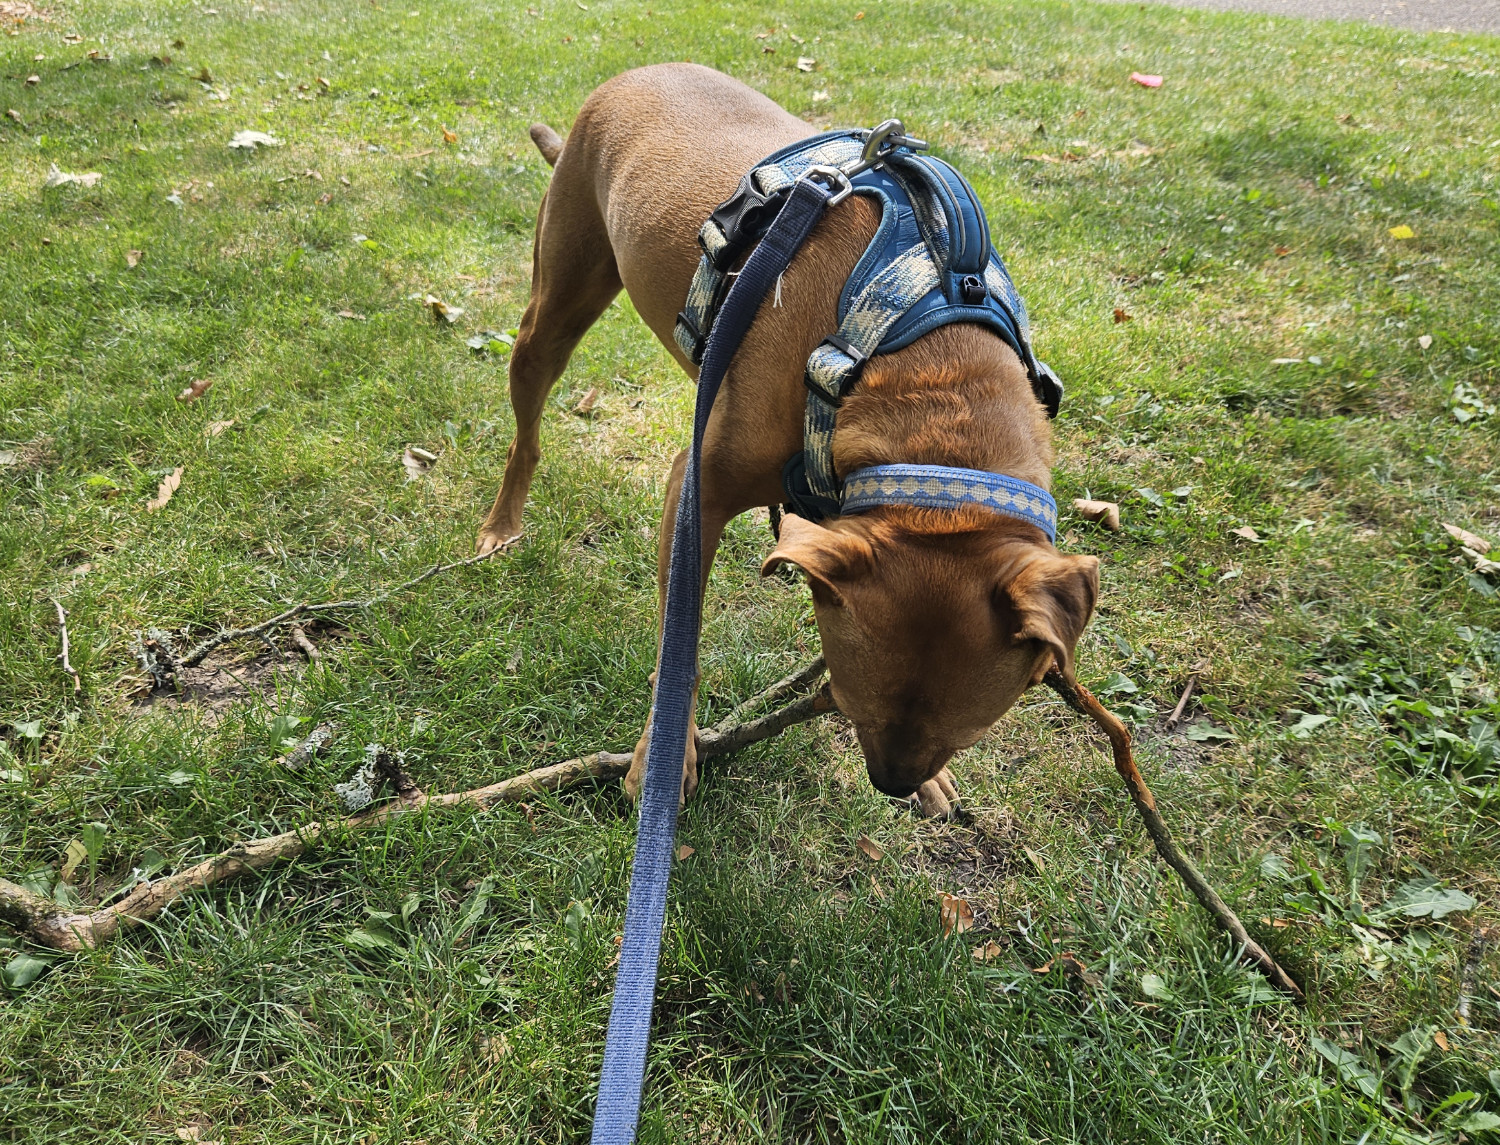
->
1457, 926, 1494, 1025
289, 625, 320, 662
275, 722, 337, 771
1165, 674, 1197, 729
0, 678, 835, 953
176, 549, 502, 670
51, 599, 81, 694
1042, 668, 1304, 1001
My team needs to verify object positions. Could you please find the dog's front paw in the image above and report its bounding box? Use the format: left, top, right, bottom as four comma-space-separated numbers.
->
625, 723, 699, 807
475, 524, 523, 557
910, 768, 961, 819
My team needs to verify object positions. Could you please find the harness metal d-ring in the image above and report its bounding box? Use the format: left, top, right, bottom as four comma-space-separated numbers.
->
801, 164, 854, 207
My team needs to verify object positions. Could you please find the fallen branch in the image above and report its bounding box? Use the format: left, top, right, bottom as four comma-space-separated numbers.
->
289, 624, 320, 663
1042, 668, 1305, 1001
52, 599, 82, 694
175, 549, 503, 670
1165, 673, 1197, 729
0, 677, 834, 952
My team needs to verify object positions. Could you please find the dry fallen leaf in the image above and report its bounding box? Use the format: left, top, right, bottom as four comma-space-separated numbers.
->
855, 835, 884, 861
573, 386, 600, 415
1418, 333, 1433, 350
972, 939, 1005, 963
195, 66, 213, 83
336, 309, 366, 321
796, 56, 816, 72
146, 467, 184, 512
1036, 951, 1103, 987
25, 74, 39, 86
43, 164, 103, 189
442, 125, 457, 144
1072, 498, 1121, 532
126, 248, 142, 268
1432, 1029, 1450, 1052
424, 294, 464, 324
204, 419, 234, 437
1442, 522, 1492, 554
227, 129, 280, 151
402, 445, 438, 480
675, 844, 695, 861
1230, 525, 1262, 543
176, 378, 213, 403
1113, 308, 1132, 323
1021, 845, 1047, 872
6, 109, 23, 124
63, 33, 84, 44
939, 893, 974, 937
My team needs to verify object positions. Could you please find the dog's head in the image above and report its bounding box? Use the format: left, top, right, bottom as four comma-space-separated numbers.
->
763, 510, 1097, 798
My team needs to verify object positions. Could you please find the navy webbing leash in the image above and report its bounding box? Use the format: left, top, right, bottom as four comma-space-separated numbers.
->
590, 175, 835, 1142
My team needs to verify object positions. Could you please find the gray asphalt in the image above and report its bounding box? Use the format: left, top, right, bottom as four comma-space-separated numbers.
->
1111, 0, 1500, 35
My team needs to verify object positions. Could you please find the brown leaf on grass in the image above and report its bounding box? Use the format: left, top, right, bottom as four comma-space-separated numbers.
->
1230, 525, 1262, 543
176, 377, 213, 403
1035, 951, 1103, 988
1072, 498, 1120, 532
1022, 845, 1047, 872
972, 939, 1006, 963
125, 249, 142, 267
336, 309, 366, 321
572, 387, 600, 415
676, 844, 695, 861
204, 419, 234, 437
195, 66, 213, 83
1432, 1029, 1450, 1052
939, 893, 974, 937
441, 125, 457, 144
6, 109, 23, 124
1442, 522, 1493, 554
63, 34, 84, 44
796, 56, 816, 72
1113, 308, 1132, 323
855, 835, 884, 861
60, 838, 88, 883
424, 294, 463, 324
316, 75, 330, 89
146, 467, 183, 512
1275, 245, 1294, 256
25, 75, 40, 87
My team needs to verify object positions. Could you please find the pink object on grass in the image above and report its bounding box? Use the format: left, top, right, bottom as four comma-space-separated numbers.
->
1130, 72, 1163, 88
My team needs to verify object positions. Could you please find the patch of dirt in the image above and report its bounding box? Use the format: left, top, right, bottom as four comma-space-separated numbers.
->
0, 437, 58, 473
126, 625, 345, 723
0, 2, 46, 22
904, 808, 1030, 932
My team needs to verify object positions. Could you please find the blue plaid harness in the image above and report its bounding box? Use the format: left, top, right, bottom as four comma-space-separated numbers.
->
672, 121, 1063, 541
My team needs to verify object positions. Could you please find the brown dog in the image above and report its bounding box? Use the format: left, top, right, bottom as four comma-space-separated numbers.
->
477, 64, 1099, 816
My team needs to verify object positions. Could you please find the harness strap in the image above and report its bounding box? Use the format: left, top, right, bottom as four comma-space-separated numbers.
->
591, 175, 835, 1144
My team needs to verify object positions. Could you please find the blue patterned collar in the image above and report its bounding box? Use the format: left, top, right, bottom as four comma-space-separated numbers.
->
840, 463, 1057, 542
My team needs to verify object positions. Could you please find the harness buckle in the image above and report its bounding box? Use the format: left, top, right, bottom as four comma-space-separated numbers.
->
803, 334, 868, 406
800, 164, 854, 207
673, 310, 707, 365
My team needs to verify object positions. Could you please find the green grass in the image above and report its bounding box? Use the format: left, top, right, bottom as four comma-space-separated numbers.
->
2, 0, 1499, 1140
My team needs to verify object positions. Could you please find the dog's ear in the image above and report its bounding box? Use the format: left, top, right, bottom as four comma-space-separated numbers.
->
1000, 553, 1100, 682
760, 514, 873, 607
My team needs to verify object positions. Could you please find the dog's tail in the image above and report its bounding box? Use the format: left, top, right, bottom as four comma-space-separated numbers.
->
529, 123, 564, 167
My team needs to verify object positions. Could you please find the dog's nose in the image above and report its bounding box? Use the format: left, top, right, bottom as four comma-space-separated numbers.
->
865, 763, 918, 799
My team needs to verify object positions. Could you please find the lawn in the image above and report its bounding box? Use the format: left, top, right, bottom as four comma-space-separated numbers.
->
2, 0, 1499, 1140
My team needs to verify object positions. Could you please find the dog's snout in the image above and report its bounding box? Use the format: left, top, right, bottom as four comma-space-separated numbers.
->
865, 763, 919, 799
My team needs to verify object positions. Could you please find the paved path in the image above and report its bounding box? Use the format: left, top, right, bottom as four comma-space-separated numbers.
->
1114, 0, 1500, 35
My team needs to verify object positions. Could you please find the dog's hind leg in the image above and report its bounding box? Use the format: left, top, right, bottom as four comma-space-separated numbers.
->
476, 128, 622, 555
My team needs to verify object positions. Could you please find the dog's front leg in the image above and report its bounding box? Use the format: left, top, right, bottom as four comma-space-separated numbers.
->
625, 447, 731, 807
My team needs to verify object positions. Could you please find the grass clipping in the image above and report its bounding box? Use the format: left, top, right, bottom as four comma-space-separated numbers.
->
0, 647, 1299, 997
